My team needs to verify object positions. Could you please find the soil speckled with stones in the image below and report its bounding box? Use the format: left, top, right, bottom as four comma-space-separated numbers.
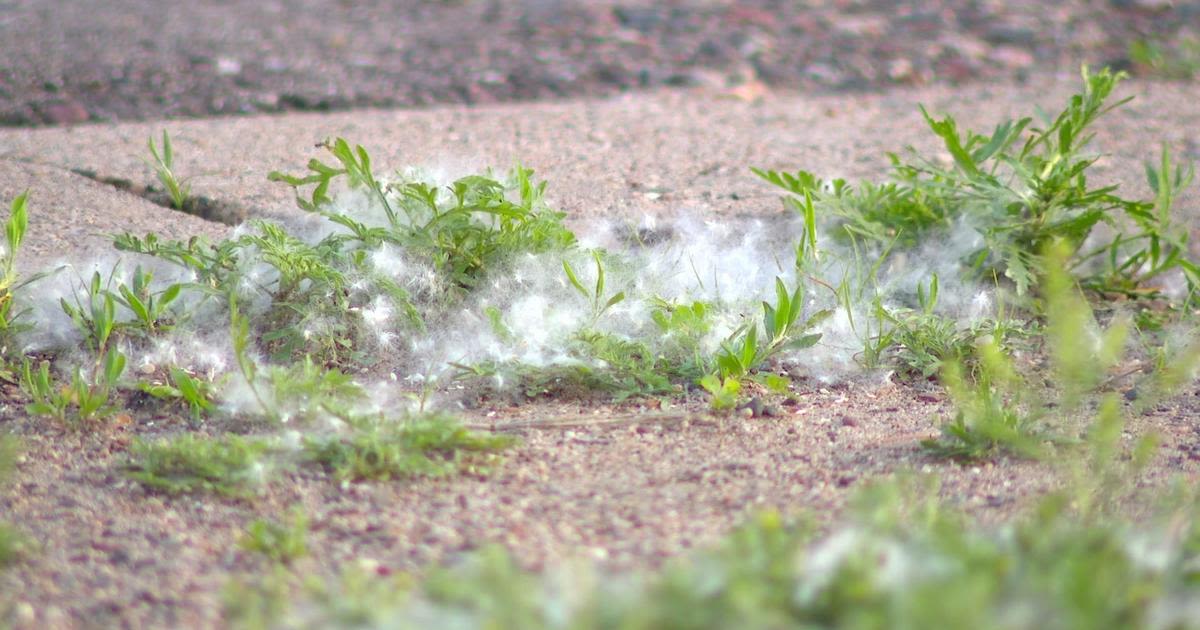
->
3, 380, 1199, 628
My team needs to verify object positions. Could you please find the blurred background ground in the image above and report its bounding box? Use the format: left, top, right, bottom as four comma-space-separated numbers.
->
1, 0, 1197, 126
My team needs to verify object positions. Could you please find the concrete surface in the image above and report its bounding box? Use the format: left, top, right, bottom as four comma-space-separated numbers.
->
1, 77, 1198, 270
0, 160, 229, 266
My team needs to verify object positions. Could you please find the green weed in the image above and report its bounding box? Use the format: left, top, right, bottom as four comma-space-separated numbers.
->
0, 193, 43, 366
112, 231, 241, 292
569, 331, 675, 399
757, 67, 1198, 300
923, 243, 1131, 461
110, 265, 184, 338
270, 140, 576, 292
699, 373, 741, 411
227, 298, 366, 424
922, 339, 1051, 460
304, 413, 514, 481
882, 275, 1023, 379
650, 298, 715, 377
125, 433, 273, 498
20, 347, 126, 426
265, 358, 366, 423
1130, 35, 1200, 80
716, 277, 829, 379
140, 366, 217, 424
115, 148, 580, 385
240, 509, 309, 565
146, 130, 192, 210
562, 250, 626, 326
59, 270, 118, 357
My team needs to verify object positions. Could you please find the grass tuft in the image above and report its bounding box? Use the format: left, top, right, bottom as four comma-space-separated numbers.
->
304, 413, 514, 481
125, 434, 274, 498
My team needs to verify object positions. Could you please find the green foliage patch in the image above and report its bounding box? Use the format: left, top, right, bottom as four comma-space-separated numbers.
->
125, 434, 274, 498
757, 67, 1198, 302
304, 413, 514, 481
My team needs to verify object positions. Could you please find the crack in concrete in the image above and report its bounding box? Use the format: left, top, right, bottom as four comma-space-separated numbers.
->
66, 167, 246, 226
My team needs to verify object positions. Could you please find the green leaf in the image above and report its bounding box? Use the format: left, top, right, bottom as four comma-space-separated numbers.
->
159, 283, 183, 308
783, 333, 822, 351
118, 285, 150, 324
603, 291, 626, 311
5, 192, 28, 256
562, 259, 588, 298
920, 106, 980, 177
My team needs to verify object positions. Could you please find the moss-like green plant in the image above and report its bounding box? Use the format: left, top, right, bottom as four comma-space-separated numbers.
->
126, 434, 273, 498
304, 413, 514, 481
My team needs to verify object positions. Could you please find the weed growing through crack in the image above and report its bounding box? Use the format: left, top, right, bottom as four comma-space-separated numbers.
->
146, 130, 192, 210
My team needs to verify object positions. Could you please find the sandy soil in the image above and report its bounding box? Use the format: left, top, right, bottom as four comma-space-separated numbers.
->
1, 371, 1198, 628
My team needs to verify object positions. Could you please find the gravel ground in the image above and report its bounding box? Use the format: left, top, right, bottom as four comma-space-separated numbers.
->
1, 0, 1197, 126
3, 380, 1199, 628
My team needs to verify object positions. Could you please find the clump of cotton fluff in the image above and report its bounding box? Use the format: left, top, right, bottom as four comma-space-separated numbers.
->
367, 243, 444, 307
17, 258, 116, 353
876, 219, 989, 315
613, 212, 806, 305
396, 212, 823, 391
417, 250, 593, 374
133, 329, 231, 380
770, 218, 1005, 383
796, 307, 866, 382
